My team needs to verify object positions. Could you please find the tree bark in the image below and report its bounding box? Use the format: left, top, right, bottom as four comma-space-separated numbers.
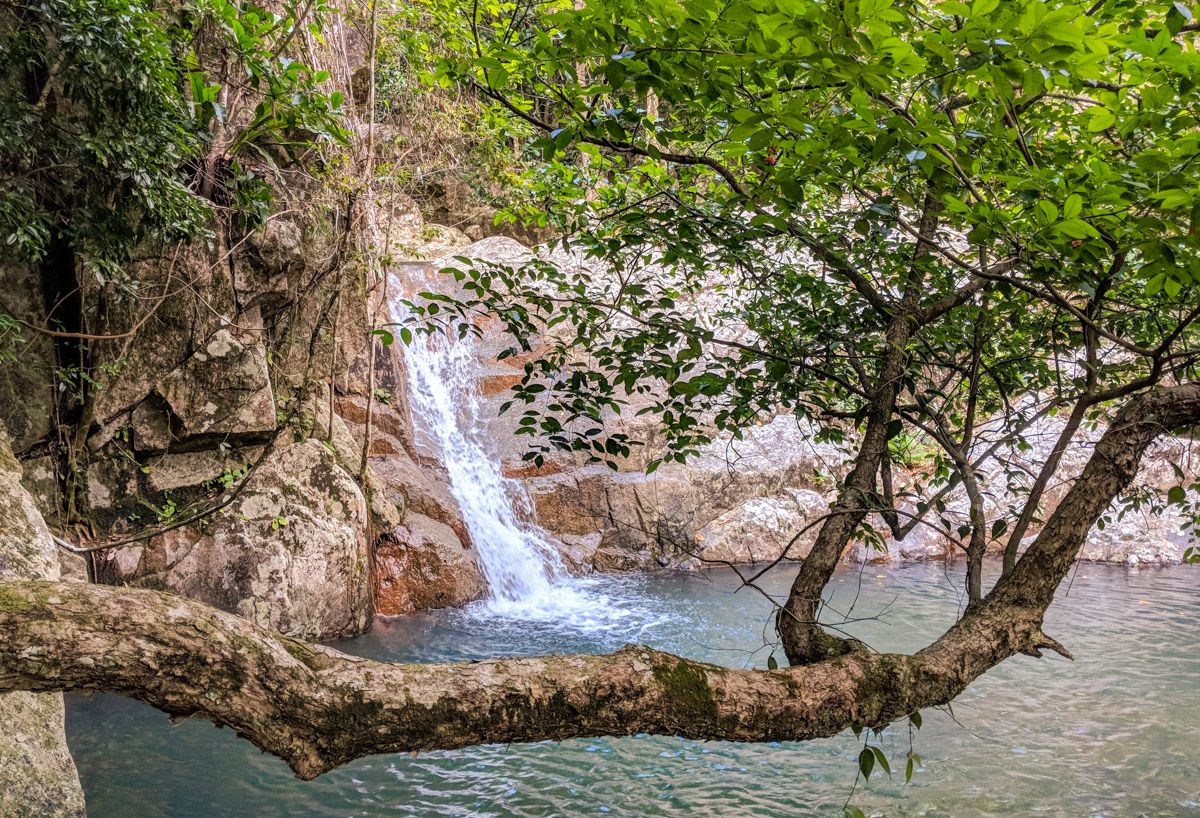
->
0, 578, 1052, 781
0, 384, 1196, 780
777, 189, 943, 665
777, 314, 911, 664
1000, 395, 1089, 576
988, 383, 1200, 608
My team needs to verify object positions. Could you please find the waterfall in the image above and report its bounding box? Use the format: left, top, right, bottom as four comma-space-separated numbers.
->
390, 268, 599, 619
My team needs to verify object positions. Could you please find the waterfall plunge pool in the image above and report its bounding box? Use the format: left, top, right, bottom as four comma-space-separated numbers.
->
66, 560, 1199, 817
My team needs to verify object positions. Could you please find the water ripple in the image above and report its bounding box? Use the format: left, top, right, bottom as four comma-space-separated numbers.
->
66, 561, 1200, 817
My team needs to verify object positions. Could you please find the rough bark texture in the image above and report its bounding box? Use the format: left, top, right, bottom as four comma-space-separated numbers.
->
0, 577, 1035, 781
0, 385, 1195, 782
989, 384, 1200, 607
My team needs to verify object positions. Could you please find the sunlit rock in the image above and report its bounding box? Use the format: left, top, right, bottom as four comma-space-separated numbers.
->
373, 513, 486, 614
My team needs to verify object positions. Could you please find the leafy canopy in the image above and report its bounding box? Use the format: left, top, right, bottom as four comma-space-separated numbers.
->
411, 0, 1200, 479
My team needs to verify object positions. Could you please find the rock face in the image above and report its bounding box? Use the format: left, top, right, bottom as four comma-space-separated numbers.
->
0, 265, 56, 454
339, 402, 488, 614
519, 416, 842, 570
96, 437, 372, 640
373, 513, 486, 614
698, 489, 830, 565
0, 182, 495, 634
0, 430, 86, 818
152, 328, 277, 441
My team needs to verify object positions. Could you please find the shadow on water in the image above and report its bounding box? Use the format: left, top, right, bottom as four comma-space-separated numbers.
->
66, 560, 1200, 817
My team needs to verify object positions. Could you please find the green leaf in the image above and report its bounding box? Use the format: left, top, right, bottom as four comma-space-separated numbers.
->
1057, 219, 1098, 240
484, 67, 509, 88
748, 128, 775, 151
1168, 2, 1192, 34
909, 710, 922, 729
1168, 485, 1187, 504
906, 752, 921, 783
1155, 189, 1193, 210
1086, 107, 1115, 132
372, 328, 394, 346
767, 655, 779, 670
1062, 194, 1083, 220
858, 747, 875, 780
871, 746, 891, 776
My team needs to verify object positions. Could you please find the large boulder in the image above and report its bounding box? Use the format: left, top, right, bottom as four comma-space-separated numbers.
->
1075, 505, 1191, 566
152, 328, 276, 441
0, 430, 86, 818
697, 489, 829, 565
522, 416, 843, 570
95, 438, 371, 640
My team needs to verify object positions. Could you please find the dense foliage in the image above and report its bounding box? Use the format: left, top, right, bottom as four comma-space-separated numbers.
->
0, 0, 348, 276
410, 0, 1200, 585
0, 0, 208, 273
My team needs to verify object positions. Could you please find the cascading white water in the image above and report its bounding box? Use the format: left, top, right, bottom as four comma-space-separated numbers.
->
403, 334, 565, 602
391, 271, 614, 621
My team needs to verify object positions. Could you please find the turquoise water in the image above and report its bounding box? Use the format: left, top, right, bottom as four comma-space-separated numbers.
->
66, 561, 1200, 817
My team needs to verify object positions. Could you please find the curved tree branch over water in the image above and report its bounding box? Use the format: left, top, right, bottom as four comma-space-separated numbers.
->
2, 383, 1197, 778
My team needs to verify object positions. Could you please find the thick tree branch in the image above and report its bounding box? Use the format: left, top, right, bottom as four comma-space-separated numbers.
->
0, 387, 1195, 780
0, 578, 1056, 781
991, 382, 1200, 607
0, 585, 909, 768
777, 310, 914, 665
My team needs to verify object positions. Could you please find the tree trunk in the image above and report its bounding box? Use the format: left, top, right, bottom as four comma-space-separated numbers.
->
777, 314, 911, 664
778, 189, 942, 665
1001, 396, 1090, 576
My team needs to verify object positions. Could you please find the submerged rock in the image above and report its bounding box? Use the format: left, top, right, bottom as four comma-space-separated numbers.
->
0, 429, 86, 818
